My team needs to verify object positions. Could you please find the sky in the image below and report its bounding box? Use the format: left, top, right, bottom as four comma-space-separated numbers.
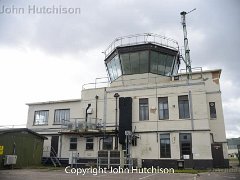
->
0, 0, 239, 138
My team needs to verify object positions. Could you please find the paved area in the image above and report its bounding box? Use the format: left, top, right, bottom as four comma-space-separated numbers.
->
0, 168, 239, 180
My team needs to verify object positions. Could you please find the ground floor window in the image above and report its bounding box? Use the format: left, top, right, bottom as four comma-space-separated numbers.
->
70, 137, 77, 150
160, 133, 171, 158
86, 137, 94, 150
102, 136, 113, 150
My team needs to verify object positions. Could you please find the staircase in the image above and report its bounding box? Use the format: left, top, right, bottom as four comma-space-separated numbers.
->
42, 146, 61, 167
50, 147, 61, 167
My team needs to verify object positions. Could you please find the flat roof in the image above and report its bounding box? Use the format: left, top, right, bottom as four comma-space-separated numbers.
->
179, 69, 222, 76
26, 98, 81, 105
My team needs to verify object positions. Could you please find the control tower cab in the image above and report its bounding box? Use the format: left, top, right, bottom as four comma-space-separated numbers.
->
103, 33, 180, 84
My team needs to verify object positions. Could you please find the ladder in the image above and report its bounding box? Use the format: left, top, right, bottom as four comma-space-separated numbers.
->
50, 147, 61, 167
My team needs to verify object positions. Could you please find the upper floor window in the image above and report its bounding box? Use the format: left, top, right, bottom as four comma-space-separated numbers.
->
34, 110, 49, 125
86, 137, 94, 150
209, 102, 217, 119
178, 95, 190, 119
139, 98, 149, 121
70, 137, 77, 150
158, 97, 169, 120
54, 109, 70, 124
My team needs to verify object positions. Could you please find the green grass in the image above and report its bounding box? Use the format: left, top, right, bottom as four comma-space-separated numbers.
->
174, 169, 208, 174
19, 165, 64, 171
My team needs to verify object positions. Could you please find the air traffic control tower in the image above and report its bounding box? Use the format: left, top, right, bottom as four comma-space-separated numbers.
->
103, 33, 180, 83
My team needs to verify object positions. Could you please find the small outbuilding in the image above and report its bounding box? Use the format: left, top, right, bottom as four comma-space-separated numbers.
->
0, 128, 47, 169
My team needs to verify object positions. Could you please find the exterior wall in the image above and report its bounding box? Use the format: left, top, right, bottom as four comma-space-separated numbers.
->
61, 135, 100, 159
26, 69, 229, 168
42, 135, 52, 157
27, 100, 82, 134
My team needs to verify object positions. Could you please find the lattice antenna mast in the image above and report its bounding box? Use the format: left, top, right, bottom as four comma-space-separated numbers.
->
180, 8, 196, 74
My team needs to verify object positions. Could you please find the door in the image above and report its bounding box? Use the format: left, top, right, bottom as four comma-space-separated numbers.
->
179, 133, 193, 169
51, 136, 59, 157
211, 143, 225, 168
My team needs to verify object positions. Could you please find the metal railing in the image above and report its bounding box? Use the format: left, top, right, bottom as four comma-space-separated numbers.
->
103, 33, 179, 58
179, 67, 203, 79
61, 118, 104, 132
82, 77, 110, 90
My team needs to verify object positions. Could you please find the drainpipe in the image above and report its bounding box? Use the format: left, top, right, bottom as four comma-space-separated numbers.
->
95, 95, 99, 125
114, 93, 120, 150
85, 104, 91, 130
188, 90, 194, 130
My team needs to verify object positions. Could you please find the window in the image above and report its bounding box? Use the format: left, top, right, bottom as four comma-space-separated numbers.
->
180, 133, 192, 156
86, 137, 94, 150
120, 51, 149, 75
34, 110, 49, 125
160, 134, 171, 158
54, 109, 70, 124
132, 136, 138, 146
70, 137, 77, 150
139, 98, 149, 121
102, 136, 113, 150
178, 95, 190, 119
107, 55, 122, 81
158, 97, 169, 119
209, 102, 217, 119
150, 51, 175, 76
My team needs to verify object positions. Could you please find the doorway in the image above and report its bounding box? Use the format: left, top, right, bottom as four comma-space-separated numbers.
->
179, 133, 193, 169
50, 136, 59, 157
211, 143, 225, 168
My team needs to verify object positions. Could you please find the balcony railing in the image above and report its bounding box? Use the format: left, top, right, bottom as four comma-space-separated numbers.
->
103, 33, 179, 58
60, 118, 104, 132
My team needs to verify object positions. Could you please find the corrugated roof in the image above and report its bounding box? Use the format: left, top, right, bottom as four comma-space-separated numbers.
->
0, 128, 47, 140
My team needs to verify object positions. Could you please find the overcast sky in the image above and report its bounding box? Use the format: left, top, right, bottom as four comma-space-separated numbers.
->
0, 0, 239, 138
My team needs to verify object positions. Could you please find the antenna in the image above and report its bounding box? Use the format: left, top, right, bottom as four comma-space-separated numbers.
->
180, 8, 196, 75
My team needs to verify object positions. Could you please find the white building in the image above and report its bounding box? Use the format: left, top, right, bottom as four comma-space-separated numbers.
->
26, 34, 229, 169
227, 137, 240, 158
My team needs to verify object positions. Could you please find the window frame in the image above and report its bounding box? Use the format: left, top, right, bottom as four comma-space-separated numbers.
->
85, 137, 94, 151
33, 110, 49, 125
178, 95, 190, 119
179, 133, 192, 157
139, 98, 149, 121
69, 137, 77, 151
160, 133, 171, 158
102, 136, 113, 150
54, 109, 70, 125
158, 97, 169, 120
209, 102, 217, 119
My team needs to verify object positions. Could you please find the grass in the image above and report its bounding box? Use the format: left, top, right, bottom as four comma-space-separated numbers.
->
174, 169, 208, 174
